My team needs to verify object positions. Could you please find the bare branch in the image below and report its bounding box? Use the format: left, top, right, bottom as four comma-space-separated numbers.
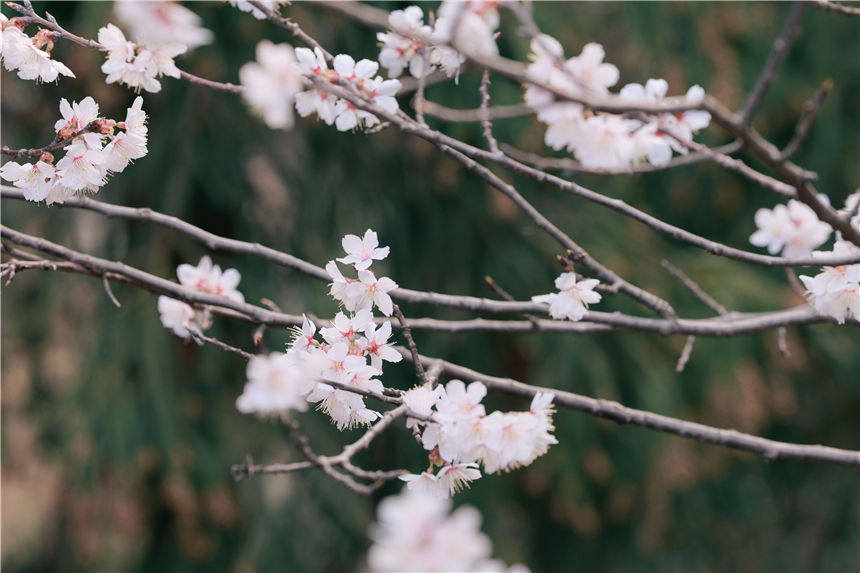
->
741, 2, 806, 123
810, 0, 860, 16
397, 349, 860, 467
780, 79, 832, 161
501, 140, 744, 175
661, 260, 729, 316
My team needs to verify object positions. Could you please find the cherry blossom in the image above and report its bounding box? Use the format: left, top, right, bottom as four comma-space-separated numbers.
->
236, 352, 316, 416
97, 23, 186, 93
114, 0, 213, 50
176, 255, 245, 302
361, 321, 403, 372
749, 199, 832, 258
337, 228, 390, 270
434, 1, 500, 59
239, 41, 304, 129
292, 47, 402, 132
367, 489, 526, 573
0, 160, 57, 202
156, 296, 199, 339
799, 237, 860, 324
1, 14, 75, 83
228, 0, 279, 20
157, 255, 244, 339
531, 272, 602, 321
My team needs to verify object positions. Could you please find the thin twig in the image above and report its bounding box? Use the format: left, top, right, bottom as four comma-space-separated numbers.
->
393, 304, 426, 383
479, 69, 501, 154
485, 275, 540, 328
810, 0, 860, 16
780, 79, 832, 161
397, 348, 860, 467
661, 260, 728, 315
501, 140, 744, 175
675, 335, 697, 372
741, 1, 806, 123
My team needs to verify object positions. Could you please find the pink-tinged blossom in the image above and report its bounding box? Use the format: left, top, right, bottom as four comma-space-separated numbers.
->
97, 23, 186, 93
55, 142, 105, 191
240, 41, 304, 130
436, 463, 482, 496
176, 255, 244, 302
319, 309, 374, 346
350, 270, 398, 316
434, 1, 500, 59
361, 321, 403, 371
293, 47, 402, 132
564, 42, 619, 94
115, 0, 213, 50
402, 384, 444, 418
54, 97, 102, 147
749, 199, 832, 258
1, 16, 75, 83
289, 314, 319, 352
156, 296, 199, 339
337, 228, 390, 270
228, 0, 278, 20
236, 352, 315, 415
0, 160, 57, 202
573, 115, 636, 171
799, 239, 860, 324
367, 489, 508, 572
532, 272, 602, 321
377, 6, 432, 78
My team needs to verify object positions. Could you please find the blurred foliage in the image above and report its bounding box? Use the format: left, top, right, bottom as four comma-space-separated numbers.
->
2, 2, 859, 572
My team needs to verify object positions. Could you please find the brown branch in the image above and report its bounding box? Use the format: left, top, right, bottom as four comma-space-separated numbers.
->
396, 349, 860, 467
810, 0, 860, 16
501, 140, 744, 175
741, 2, 806, 123
392, 304, 427, 384
780, 79, 832, 161
420, 101, 534, 122
2, 122, 101, 158
661, 260, 729, 316
479, 69, 501, 154
3, 228, 856, 338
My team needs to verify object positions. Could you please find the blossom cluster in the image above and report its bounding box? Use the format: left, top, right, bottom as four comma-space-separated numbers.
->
228, 0, 280, 20
798, 194, 860, 324
749, 197, 833, 258
239, 43, 402, 131
531, 272, 602, 321
0, 96, 148, 204
376, 2, 501, 82
367, 488, 528, 573
1, 13, 74, 83
96, 0, 212, 94
157, 256, 245, 339
400, 380, 557, 499
236, 230, 403, 429
524, 35, 711, 171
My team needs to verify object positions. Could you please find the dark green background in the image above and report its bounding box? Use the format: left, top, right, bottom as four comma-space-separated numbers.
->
2, 2, 858, 572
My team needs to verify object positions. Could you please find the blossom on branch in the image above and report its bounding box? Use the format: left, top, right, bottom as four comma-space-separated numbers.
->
98, 23, 186, 93
524, 34, 712, 171
367, 488, 528, 572
1, 96, 149, 204
239, 41, 304, 129
531, 272, 602, 321
157, 255, 244, 340
1, 14, 75, 83
749, 198, 832, 258
114, 0, 213, 50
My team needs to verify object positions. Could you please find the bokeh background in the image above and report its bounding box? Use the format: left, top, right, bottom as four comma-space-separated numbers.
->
2, 2, 859, 572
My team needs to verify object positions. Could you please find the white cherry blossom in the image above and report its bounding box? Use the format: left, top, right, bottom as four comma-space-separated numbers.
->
531, 272, 602, 321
